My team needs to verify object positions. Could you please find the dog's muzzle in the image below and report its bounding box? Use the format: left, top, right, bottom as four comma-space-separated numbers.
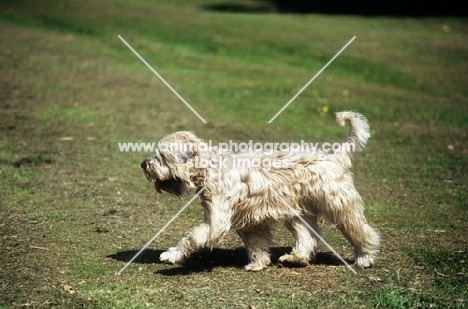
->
141, 160, 163, 194
141, 160, 154, 182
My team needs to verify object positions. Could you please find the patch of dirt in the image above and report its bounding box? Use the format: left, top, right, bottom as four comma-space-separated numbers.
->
0, 27, 90, 307
0, 208, 91, 307
13, 155, 53, 168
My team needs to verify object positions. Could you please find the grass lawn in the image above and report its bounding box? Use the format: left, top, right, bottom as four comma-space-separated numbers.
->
1, 0, 467, 308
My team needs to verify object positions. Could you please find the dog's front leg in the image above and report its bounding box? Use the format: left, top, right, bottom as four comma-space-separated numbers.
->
160, 198, 232, 265
160, 223, 210, 264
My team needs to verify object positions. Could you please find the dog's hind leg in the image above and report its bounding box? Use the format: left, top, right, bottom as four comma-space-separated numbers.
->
279, 215, 320, 267
335, 213, 380, 268
237, 225, 272, 271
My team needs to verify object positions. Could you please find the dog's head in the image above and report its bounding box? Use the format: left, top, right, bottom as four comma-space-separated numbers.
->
141, 131, 204, 197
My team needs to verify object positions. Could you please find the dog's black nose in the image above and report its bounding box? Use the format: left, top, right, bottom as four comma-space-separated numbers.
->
141, 161, 147, 169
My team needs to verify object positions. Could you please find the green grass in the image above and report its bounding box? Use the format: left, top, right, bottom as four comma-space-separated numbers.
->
374, 279, 437, 309
1, 0, 467, 308
410, 247, 468, 298
373, 269, 466, 309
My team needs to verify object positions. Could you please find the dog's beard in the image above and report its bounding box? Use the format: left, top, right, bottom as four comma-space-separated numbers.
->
155, 177, 190, 197
143, 170, 190, 197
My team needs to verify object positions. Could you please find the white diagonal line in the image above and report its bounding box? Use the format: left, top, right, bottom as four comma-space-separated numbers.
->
268, 36, 356, 123
270, 189, 357, 274
117, 187, 205, 275
118, 35, 207, 124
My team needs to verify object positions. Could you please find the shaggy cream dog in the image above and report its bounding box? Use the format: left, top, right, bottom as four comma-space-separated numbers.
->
141, 111, 380, 271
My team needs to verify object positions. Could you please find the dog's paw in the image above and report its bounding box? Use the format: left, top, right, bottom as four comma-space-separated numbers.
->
354, 254, 374, 268
278, 254, 309, 267
244, 263, 268, 272
160, 247, 185, 264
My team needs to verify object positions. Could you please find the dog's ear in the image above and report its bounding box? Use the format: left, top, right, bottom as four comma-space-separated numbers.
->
176, 142, 197, 163
158, 140, 197, 164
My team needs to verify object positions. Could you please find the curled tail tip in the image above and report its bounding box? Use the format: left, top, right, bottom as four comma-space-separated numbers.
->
335, 111, 347, 126
335, 110, 371, 153
335, 110, 367, 124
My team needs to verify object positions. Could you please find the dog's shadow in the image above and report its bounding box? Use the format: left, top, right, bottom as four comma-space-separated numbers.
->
108, 247, 354, 276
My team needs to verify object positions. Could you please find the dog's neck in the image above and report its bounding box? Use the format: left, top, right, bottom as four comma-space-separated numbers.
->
187, 147, 214, 188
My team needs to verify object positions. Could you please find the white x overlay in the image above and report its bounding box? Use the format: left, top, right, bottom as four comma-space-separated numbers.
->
117, 35, 357, 275
268, 36, 356, 123
118, 35, 207, 123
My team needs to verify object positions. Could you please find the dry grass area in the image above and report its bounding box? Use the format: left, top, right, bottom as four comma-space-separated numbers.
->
1, 1, 467, 308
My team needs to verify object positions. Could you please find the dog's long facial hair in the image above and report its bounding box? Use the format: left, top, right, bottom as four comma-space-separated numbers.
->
141, 112, 380, 271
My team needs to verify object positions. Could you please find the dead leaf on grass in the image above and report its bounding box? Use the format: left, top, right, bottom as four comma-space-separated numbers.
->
30, 246, 49, 250
368, 275, 382, 283
64, 285, 75, 295
102, 209, 117, 216
94, 227, 110, 233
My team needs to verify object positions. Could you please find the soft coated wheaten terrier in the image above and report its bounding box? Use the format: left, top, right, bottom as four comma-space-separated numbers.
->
141, 111, 380, 271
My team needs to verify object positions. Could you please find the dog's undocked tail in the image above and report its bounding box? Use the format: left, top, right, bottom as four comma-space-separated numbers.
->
335, 111, 370, 154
